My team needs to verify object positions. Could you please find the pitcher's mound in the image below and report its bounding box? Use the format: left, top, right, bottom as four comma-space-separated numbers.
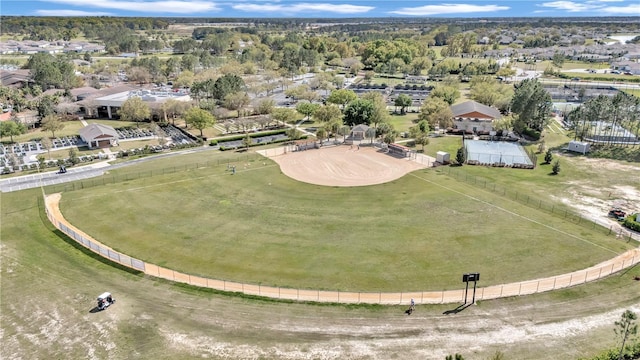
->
267, 145, 427, 187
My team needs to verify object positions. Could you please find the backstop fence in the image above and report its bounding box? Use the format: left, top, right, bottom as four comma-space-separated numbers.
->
44, 192, 640, 305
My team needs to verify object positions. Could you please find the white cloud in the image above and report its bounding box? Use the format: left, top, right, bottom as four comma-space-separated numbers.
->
43, 0, 220, 13
232, 2, 374, 14
598, 3, 640, 13
389, 3, 509, 16
539, 0, 637, 13
539, 1, 599, 11
35, 9, 114, 16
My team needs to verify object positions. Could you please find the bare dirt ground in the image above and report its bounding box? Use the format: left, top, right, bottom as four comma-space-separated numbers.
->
268, 145, 427, 187
553, 157, 640, 238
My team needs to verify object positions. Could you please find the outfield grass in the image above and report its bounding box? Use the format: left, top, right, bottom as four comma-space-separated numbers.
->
3, 149, 640, 359
57, 150, 634, 292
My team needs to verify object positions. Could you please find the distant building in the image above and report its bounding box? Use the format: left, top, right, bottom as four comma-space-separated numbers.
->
77, 85, 191, 119
450, 101, 502, 134
0, 69, 31, 88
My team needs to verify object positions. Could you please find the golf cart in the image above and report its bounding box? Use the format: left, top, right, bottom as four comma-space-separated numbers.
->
97, 292, 115, 310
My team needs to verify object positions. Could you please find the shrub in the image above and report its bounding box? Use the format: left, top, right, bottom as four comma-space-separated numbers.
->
544, 150, 553, 164
456, 147, 465, 165
623, 213, 640, 232
522, 127, 541, 140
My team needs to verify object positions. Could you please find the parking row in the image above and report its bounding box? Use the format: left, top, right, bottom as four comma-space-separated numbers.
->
162, 124, 196, 145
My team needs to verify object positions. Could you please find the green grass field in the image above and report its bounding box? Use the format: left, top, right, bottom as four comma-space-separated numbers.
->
3, 142, 640, 359
56, 149, 634, 293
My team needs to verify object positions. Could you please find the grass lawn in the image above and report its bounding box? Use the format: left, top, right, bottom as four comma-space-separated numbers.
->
86, 119, 143, 128
422, 135, 463, 157
387, 113, 418, 133
3, 147, 640, 359
38, 146, 104, 161
58, 150, 634, 293
561, 71, 638, 82
622, 88, 640, 97
513, 60, 610, 72
561, 61, 610, 70
8, 120, 86, 144
116, 139, 162, 151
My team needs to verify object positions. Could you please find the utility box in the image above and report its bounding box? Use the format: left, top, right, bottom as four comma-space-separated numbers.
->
567, 140, 590, 154
436, 151, 450, 164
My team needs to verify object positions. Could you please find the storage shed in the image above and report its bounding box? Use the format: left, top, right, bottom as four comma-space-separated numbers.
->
567, 140, 590, 154
436, 151, 450, 164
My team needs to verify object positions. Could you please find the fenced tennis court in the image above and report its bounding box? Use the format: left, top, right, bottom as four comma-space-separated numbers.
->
465, 140, 534, 167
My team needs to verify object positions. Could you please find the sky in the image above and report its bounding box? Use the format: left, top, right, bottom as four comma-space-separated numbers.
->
1, 0, 639, 18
